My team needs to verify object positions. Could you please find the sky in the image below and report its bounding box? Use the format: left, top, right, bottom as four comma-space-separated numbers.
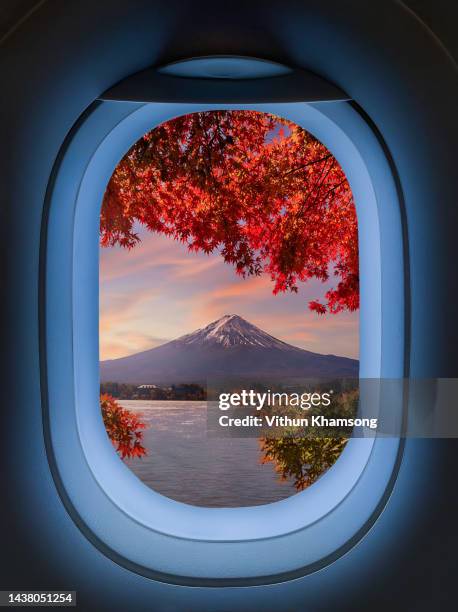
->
100, 225, 359, 361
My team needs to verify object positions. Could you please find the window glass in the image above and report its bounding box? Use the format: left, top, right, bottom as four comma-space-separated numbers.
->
99, 110, 359, 507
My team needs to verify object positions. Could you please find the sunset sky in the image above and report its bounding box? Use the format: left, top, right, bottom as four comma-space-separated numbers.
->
100, 224, 359, 361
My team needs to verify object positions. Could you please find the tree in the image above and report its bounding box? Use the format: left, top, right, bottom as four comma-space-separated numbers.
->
259, 435, 347, 490
101, 110, 358, 314
259, 389, 359, 489
100, 394, 147, 459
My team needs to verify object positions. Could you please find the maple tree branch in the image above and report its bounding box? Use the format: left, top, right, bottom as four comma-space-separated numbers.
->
102, 110, 358, 315
295, 157, 335, 217
281, 154, 333, 177
321, 178, 347, 202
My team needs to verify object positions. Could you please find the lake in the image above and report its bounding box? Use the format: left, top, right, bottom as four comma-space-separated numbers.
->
121, 399, 298, 507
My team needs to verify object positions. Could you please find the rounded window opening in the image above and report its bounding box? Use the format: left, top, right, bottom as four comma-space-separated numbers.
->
99, 110, 360, 508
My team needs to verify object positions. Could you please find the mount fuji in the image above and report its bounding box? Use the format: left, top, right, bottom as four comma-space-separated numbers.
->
100, 314, 358, 384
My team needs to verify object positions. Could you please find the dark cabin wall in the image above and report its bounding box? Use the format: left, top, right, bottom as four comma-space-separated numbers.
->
403, 0, 458, 63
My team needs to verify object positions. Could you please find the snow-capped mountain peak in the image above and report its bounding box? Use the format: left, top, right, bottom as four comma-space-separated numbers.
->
176, 314, 296, 350
100, 313, 359, 383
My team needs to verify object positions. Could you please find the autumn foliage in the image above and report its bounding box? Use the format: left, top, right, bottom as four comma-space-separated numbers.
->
100, 394, 147, 460
260, 436, 347, 490
259, 389, 359, 490
101, 110, 358, 314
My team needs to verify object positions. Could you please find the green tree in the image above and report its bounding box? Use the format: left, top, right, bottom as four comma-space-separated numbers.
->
259, 389, 358, 489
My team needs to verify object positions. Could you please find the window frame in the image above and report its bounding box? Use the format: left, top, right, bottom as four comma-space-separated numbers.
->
41, 100, 406, 585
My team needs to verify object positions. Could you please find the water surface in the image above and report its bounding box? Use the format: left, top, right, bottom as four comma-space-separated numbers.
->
121, 400, 298, 507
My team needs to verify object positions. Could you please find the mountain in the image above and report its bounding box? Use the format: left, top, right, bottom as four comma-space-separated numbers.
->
100, 314, 358, 384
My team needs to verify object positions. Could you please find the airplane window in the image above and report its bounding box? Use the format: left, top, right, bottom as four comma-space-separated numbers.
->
99, 110, 360, 507
44, 97, 404, 579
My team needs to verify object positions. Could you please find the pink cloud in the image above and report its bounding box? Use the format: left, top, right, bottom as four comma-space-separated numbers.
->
100, 231, 359, 360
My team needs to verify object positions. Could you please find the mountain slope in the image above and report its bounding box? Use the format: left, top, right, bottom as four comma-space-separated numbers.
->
100, 314, 358, 384
175, 314, 303, 350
